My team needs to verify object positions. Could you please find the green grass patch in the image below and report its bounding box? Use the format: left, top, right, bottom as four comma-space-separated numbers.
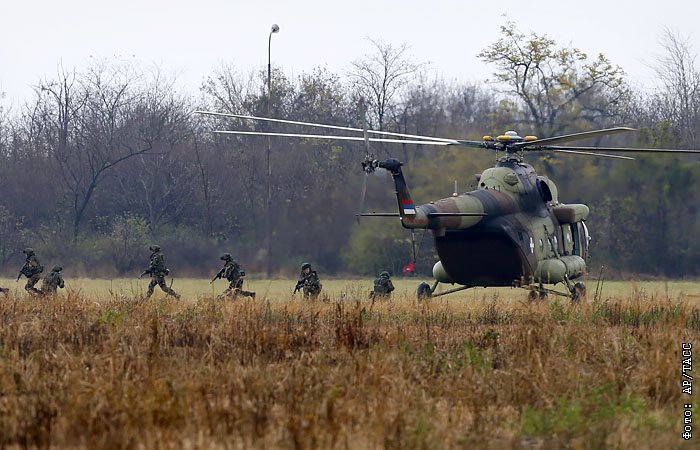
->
521, 385, 651, 445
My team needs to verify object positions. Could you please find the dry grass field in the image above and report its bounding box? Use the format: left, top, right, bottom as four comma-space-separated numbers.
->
0, 277, 698, 449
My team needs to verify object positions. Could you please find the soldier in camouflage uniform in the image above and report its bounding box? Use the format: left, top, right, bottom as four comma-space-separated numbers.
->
294, 262, 322, 299
143, 245, 180, 299
371, 271, 395, 299
41, 266, 65, 296
17, 248, 43, 295
213, 253, 255, 300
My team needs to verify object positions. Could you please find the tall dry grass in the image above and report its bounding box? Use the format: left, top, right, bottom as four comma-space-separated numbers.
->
0, 289, 697, 449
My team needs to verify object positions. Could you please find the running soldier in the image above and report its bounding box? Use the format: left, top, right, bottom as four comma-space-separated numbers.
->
41, 266, 65, 296
212, 253, 255, 299
17, 248, 43, 295
293, 262, 322, 299
370, 271, 395, 299
141, 245, 180, 299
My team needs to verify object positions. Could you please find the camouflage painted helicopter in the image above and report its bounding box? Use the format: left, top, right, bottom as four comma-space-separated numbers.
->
196, 110, 700, 301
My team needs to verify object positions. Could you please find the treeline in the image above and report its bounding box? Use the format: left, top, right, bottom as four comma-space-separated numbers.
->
0, 25, 699, 278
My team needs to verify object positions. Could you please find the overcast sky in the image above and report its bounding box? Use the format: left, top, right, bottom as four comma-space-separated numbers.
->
2, 0, 698, 107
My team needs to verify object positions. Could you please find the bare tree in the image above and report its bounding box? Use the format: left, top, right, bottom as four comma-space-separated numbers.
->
651, 29, 700, 147
34, 62, 160, 242
0, 91, 6, 156
349, 38, 423, 132
110, 71, 197, 235
0, 204, 28, 267
194, 64, 253, 235
199, 64, 266, 233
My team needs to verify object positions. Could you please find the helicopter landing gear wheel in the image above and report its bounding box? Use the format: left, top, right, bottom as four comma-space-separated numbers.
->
417, 282, 432, 300
571, 282, 586, 303
528, 289, 548, 302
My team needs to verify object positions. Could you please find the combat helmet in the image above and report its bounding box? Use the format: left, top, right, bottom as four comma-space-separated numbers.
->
52, 265, 62, 272
221, 253, 232, 261
23, 247, 34, 255
301, 262, 312, 271
380, 271, 390, 278
149, 244, 161, 252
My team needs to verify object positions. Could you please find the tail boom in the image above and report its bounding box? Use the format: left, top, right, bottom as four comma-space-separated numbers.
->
377, 159, 488, 230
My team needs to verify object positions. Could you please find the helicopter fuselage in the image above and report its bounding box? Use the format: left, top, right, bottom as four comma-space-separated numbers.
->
381, 158, 589, 288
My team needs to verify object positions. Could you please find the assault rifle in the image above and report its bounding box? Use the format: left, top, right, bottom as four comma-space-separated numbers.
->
211, 269, 245, 284
140, 268, 170, 278
16, 264, 31, 282
293, 278, 305, 295
210, 268, 225, 284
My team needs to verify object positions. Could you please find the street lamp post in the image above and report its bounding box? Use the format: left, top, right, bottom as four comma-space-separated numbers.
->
266, 23, 279, 278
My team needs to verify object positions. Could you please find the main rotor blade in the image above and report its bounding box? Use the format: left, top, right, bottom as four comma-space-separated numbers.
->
514, 127, 637, 147
356, 212, 489, 217
549, 149, 635, 160
196, 110, 456, 143
540, 145, 700, 154
214, 130, 453, 146
356, 213, 401, 217
450, 140, 489, 149
427, 212, 488, 216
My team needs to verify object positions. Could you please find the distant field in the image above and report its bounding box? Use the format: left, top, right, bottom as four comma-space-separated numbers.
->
1, 279, 698, 448
3, 276, 700, 302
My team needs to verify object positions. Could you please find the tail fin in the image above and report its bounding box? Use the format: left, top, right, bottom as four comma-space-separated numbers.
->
377, 159, 424, 227
370, 159, 485, 229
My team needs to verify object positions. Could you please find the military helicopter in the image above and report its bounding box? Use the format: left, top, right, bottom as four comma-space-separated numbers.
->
196, 110, 700, 301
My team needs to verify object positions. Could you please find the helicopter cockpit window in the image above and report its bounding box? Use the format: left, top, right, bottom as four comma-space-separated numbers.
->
536, 178, 553, 202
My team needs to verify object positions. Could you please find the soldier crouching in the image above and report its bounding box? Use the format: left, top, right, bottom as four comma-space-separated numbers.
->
370, 271, 395, 299
294, 262, 322, 299
41, 266, 65, 296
